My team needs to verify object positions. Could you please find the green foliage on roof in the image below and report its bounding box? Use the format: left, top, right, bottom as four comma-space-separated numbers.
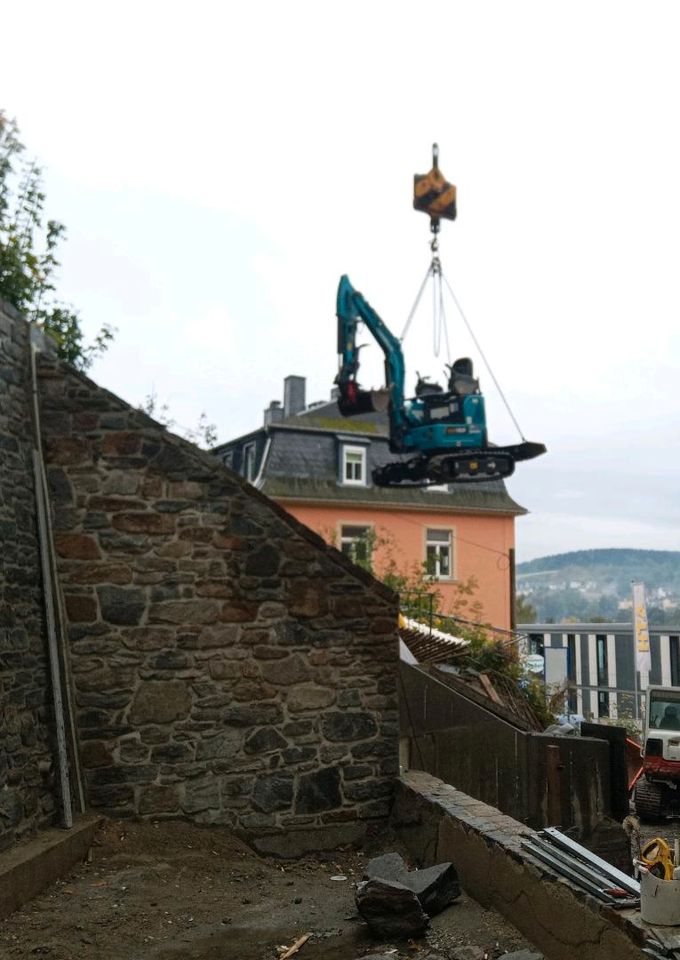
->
297, 416, 381, 434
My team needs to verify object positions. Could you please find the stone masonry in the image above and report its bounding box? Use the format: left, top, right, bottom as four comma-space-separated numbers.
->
34, 335, 399, 853
0, 302, 55, 850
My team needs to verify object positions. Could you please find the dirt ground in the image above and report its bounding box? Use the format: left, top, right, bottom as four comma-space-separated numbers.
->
0, 820, 538, 960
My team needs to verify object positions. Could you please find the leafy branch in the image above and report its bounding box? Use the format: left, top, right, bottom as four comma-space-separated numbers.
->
0, 111, 114, 370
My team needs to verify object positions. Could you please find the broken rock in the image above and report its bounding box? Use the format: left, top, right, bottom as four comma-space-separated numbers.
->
364, 852, 460, 916
355, 878, 429, 939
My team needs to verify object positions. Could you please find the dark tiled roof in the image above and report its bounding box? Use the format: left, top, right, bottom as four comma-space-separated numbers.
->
216, 398, 527, 515
262, 474, 526, 514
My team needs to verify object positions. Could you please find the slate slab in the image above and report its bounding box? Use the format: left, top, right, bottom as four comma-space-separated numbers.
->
363, 852, 461, 916
355, 878, 429, 939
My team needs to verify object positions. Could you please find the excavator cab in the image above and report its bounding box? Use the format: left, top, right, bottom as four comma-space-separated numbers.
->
447, 358, 480, 397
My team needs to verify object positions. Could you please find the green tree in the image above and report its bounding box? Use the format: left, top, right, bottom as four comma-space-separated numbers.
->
515, 593, 537, 624
0, 112, 113, 369
139, 389, 218, 450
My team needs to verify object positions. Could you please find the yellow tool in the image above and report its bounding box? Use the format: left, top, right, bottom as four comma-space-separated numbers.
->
641, 837, 674, 880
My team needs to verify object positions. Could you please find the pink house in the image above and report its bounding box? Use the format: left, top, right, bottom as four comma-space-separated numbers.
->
214, 376, 527, 630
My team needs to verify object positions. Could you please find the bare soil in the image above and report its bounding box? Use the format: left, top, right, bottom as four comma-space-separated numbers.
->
0, 820, 537, 960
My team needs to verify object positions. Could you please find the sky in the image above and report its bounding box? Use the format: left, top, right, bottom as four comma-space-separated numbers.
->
2, 0, 680, 562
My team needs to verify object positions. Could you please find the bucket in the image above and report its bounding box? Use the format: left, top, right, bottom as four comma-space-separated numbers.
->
640, 866, 680, 925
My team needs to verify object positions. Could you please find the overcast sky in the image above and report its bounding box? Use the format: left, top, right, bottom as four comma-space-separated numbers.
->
3, 1, 680, 562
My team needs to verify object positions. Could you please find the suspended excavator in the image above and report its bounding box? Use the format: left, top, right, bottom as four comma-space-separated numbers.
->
335, 145, 546, 488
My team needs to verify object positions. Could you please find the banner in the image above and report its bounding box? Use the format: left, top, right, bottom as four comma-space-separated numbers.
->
633, 581, 651, 677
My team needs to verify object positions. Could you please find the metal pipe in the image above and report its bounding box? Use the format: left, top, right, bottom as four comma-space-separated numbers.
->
28, 335, 85, 823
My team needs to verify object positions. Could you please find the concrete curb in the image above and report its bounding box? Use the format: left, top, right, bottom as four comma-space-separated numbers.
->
393, 772, 653, 960
0, 815, 102, 920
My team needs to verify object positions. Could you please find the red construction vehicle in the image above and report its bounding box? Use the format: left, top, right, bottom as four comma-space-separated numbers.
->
634, 685, 680, 821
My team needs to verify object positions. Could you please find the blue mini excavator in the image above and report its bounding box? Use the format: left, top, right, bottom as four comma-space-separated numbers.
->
335, 147, 546, 488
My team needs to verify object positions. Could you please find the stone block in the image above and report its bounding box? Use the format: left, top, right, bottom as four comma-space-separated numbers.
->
364, 853, 460, 916
322, 712, 378, 742
120, 627, 174, 650
97, 586, 146, 625
80, 741, 113, 768
149, 600, 221, 624
65, 593, 98, 623
182, 777, 220, 813
260, 654, 310, 686
208, 659, 241, 680
219, 600, 259, 622
287, 685, 335, 713
223, 703, 283, 727
152, 741, 194, 764
100, 432, 141, 456
113, 512, 175, 535
67, 562, 132, 585
54, 533, 101, 560
244, 727, 287, 754
295, 767, 341, 814
252, 772, 294, 813
118, 738, 150, 763
128, 680, 192, 725
195, 731, 242, 761
355, 878, 429, 939
287, 582, 328, 618
245, 545, 280, 577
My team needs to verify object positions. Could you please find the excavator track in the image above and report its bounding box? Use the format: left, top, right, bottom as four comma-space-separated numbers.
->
372, 441, 546, 487
634, 776, 667, 822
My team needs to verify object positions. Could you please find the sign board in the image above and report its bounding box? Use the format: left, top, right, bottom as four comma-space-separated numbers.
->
525, 654, 545, 674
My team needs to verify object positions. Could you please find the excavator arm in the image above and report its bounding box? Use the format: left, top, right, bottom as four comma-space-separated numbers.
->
335, 274, 409, 443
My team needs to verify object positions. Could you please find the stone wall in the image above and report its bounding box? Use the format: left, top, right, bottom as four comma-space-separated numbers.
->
0, 302, 56, 849
37, 349, 399, 854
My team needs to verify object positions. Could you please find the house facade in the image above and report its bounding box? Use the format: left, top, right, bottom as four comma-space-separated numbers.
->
214, 376, 528, 630
520, 621, 680, 721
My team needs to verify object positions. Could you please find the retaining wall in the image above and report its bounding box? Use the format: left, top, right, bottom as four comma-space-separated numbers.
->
394, 771, 650, 960
399, 661, 611, 833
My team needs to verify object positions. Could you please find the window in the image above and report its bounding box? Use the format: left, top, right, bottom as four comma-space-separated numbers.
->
596, 634, 609, 718
528, 633, 544, 656
670, 636, 680, 687
567, 634, 577, 713
222, 450, 234, 469
425, 528, 453, 579
340, 525, 372, 567
243, 443, 256, 482
341, 445, 366, 485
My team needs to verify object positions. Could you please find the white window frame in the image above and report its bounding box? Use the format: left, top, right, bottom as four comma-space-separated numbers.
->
341, 445, 367, 486
243, 442, 256, 482
424, 527, 454, 581
339, 523, 373, 566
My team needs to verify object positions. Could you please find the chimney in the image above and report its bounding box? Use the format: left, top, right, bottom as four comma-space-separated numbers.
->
283, 375, 306, 418
264, 400, 283, 427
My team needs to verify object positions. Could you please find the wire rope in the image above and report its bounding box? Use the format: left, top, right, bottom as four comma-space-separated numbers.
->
400, 262, 432, 342
441, 270, 527, 442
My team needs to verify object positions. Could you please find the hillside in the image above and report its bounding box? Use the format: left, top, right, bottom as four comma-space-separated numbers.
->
516, 549, 680, 625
